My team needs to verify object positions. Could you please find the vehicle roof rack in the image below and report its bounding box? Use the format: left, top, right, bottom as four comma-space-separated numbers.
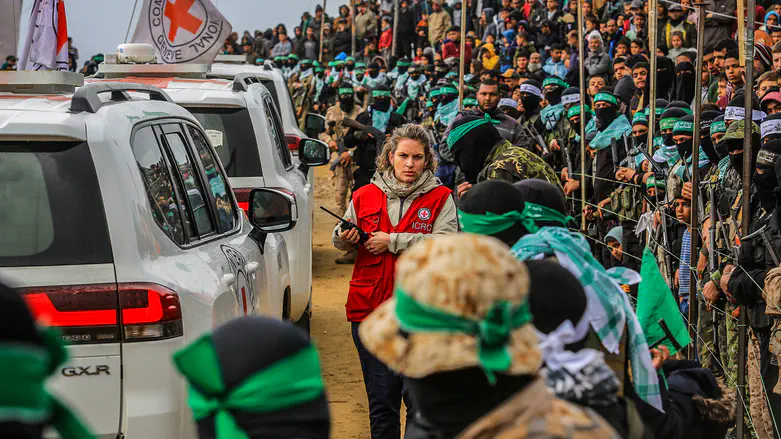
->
70, 82, 173, 113
233, 73, 261, 92
214, 54, 247, 64
98, 62, 208, 79
0, 71, 84, 94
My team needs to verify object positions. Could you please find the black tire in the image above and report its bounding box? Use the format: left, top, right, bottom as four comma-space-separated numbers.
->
295, 300, 312, 337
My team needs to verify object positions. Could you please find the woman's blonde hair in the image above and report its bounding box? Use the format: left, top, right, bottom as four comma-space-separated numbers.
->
375, 123, 438, 173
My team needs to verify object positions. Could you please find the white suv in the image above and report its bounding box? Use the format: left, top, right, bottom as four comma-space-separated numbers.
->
95, 59, 330, 332
0, 71, 298, 438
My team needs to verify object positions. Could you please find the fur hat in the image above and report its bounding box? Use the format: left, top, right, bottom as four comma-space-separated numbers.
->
358, 234, 541, 379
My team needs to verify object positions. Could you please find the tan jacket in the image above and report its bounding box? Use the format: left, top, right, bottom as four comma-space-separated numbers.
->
427, 10, 452, 46
458, 378, 620, 439
333, 170, 458, 254
319, 103, 364, 150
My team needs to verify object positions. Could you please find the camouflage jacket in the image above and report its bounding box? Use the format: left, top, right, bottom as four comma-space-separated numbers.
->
478, 139, 563, 191
319, 104, 365, 149
458, 378, 620, 439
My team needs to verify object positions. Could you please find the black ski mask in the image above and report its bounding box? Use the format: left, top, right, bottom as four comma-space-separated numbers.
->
663, 133, 675, 147
715, 140, 728, 158
369, 69, 379, 78
675, 137, 693, 160
754, 170, 779, 209
521, 93, 541, 114
545, 87, 563, 105
595, 105, 617, 130
632, 134, 647, 150
372, 97, 391, 112
339, 95, 355, 112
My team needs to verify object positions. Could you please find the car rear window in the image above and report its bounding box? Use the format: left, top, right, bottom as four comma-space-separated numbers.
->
260, 78, 296, 119
0, 142, 112, 267
188, 107, 263, 178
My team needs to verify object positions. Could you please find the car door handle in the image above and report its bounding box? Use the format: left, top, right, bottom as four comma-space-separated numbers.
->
245, 262, 260, 275
221, 273, 236, 288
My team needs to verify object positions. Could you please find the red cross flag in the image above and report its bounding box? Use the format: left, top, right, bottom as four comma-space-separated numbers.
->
131, 0, 232, 64
17, 0, 70, 71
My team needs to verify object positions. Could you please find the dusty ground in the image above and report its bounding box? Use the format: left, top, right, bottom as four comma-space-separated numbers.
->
310, 166, 371, 439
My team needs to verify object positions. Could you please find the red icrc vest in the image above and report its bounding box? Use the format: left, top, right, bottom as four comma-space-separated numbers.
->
346, 183, 452, 322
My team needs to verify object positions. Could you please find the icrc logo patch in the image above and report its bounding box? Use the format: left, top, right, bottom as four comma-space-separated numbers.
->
417, 208, 432, 221
137, 0, 231, 64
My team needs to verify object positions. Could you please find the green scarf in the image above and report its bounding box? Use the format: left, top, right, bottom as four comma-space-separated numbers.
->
0, 329, 95, 439
173, 336, 325, 439
446, 113, 500, 149
589, 114, 632, 150
458, 202, 574, 235
395, 287, 532, 384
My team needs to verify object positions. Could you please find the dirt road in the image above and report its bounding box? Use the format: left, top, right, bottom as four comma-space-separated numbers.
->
311, 166, 370, 438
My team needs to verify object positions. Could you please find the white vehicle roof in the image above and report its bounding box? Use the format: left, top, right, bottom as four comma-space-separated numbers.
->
87, 76, 249, 107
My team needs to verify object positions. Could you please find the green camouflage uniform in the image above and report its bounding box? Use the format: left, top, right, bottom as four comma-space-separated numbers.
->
477, 139, 563, 190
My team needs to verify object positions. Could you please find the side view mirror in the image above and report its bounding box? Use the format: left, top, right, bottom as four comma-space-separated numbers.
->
248, 188, 298, 233
304, 113, 326, 138
299, 138, 330, 167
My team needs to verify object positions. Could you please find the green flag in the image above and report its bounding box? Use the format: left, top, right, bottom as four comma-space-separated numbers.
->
636, 247, 691, 356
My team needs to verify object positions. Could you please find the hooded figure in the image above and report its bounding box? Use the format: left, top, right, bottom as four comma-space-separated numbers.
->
674, 61, 696, 105
358, 234, 620, 439
655, 56, 676, 101
446, 115, 561, 187
173, 317, 330, 439
762, 113, 781, 144
723, 120, 762, 179
0, 281, 96, 439
725, 94, 765, 124
700, 110, 724, 165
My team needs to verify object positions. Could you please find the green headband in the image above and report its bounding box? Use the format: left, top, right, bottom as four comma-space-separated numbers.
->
372, 90, 391, 98
395, 287, 532, 384
659, 117, 678, 130
543, 77, 568, 89
287, 54, 299, 60
447, 113, 500, 149
429, 88, 443, 98
333, 60, 345, 66
646, 174, 666, 189
458, 202, 574, 235
173, 337, 325, 439
567, 104, 592, 119
426, 99, 434, 107
711, 120, 726, 134
315, 67, 325, 73
338, 87, 354, 95
632, 112, 648, 126
673, 120, 694, 134
355, 62, 366, 68
441, 86, 458, 95
397, 61, 412, 67
346, 56, 355, 62
594, 92, 618, 106
463, 97, 478, 106
0, 329, 96, 439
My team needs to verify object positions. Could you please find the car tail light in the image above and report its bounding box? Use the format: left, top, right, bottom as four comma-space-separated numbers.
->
22, 283, 183, 344
285, 134, 301, 151
233, 187, 252, 213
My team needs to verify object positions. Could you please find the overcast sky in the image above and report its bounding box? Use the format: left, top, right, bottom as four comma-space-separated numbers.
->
16, 0, 343, 64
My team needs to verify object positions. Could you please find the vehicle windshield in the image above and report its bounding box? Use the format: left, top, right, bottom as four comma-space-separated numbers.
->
188, 107, 263, 178
0, 141, 112, 267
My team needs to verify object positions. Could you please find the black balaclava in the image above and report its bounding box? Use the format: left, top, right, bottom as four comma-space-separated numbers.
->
568, 110, 593, 136
368, 62, 380, 78
672, 114, 695, 159
728, 131, 762, 179
632, 119, 649, 150
520, 79, 543, 114
656, 56, 676, 100
512, 178, 569, 236
545, 85, 564, 106
674, 61, 696, 104
700, 110, 723, 164
371, 85, 392, 112
595, 101, 618, 131
197, 317, 330, 439
526, 259, 588, 350
338, 82, 355, 113
660, 107, 690, 146
449, 115, 504, 183
754, 139, 781, 210
460, 180, 527, 245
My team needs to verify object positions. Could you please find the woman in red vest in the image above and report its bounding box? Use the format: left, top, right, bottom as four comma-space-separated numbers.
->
332, 123, 457, 439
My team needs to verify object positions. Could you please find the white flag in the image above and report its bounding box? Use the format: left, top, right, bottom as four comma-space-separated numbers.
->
17, 0, 70, 71
131, 0, 232, 64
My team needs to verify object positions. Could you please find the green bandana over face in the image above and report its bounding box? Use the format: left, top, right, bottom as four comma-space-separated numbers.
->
394, 287, 532, 384
0, 328, 96, 439
173, 336, 325, 439
458, 203, 574, 235
446, 113, 500, 149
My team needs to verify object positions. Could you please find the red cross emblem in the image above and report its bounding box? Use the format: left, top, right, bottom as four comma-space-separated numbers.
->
163, 0, 203, 43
